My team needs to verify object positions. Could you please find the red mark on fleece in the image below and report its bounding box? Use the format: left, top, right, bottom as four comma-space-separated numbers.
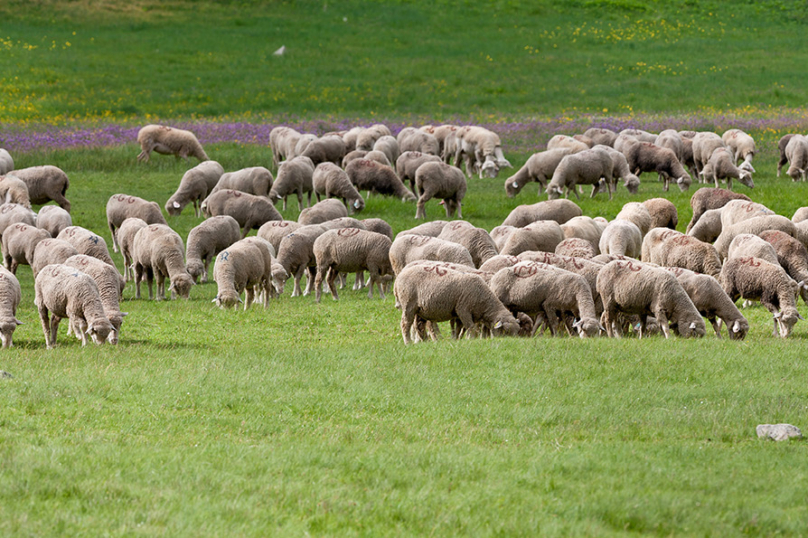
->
670, 235, 693, 246
149, 225, 160, 232
13, 223, 27, 231
0, 205, 13, 214
739, 257, 761, 267
514, 264, 539, 278
423, 265, 448, 277
337, 228, 361, 237
408, 236, 432, 246
742, 202, 756, 212
617, 261, 642, 272
230, 190, 242, 197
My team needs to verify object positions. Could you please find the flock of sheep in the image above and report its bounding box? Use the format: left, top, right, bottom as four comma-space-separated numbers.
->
1, 120, 808, 347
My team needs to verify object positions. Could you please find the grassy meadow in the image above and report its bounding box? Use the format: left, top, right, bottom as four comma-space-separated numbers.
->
3, 1, 808, 536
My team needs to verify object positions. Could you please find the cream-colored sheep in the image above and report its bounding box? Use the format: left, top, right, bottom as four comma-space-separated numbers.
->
136, 124, 208, 163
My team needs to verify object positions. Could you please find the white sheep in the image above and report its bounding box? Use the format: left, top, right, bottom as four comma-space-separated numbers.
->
0, 203, 37, 239
372, 135, 401, 165
0, 149, 13, 175
727, 234, 779, 265
165, 161, 225, 217
598, 220, 642, 258
299, 135, 347, 166
31, 238, 79, 277
64, 254, 127, 344
0, 175, 31, 208
454, 126, 512, 179
106, 193, 168, 253
132, 224, 195, 300
345, 159, 416, 202
312, 162, 365, 214
642, 198, 678, 230
298, 199, 349, 225
389, 234, 475, 275
7, 165, 71, 211
398, 128, 440, 156
785, 135, 808, 182
276, 224, 328, 296
313, 228, 393, 302
201, 190, 283, 238
503, 148, 572, 198
722, 129, 756, 170
396, 151, 444, 193
0, 266, 22, 347
502, 199, 582, 228
36, 205, 72, 238
269, 156, 315, 211
136, 124, 208, 163
437, 221, 499, 268
212, 241, 267, 310
759, 229, 808, 304
616, 202, 653, 238
499, 220, 565, 256
2, 223, 51, 274
414, 161, 466, 220
582, 128, 618, 147
546, 135, 590, 154
685, 187, 750, 233
713, 215, 797, 261
115, 218, 148, 282
269, 126, 302, 167
700, 147, 754, 190
185, 215, 242, 283
546, 147, 614, 200
257, 220, 304, 255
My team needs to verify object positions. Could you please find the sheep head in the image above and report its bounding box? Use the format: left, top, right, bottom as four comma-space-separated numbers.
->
729, 318, 749, 341
87, 319, 114, 346
738, 169, 755, 189
0, 318, 21, 348
624, 174, 640, 194
573, 318, 604, 338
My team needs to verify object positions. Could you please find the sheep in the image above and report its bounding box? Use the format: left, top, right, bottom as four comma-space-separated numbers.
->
546, 147, 614, 200
257, 220, 303, 256
793, 207, 808, 223
727, 234, 780, 265
713, 215, 797, 261
664, 266, 749, 339
454, 126, 512, 179
720, 200, 775, 229
785, 134, 808, 182
106, 193, 168, 253
582, 128, 618, 147
619, 128, 657, 143
437, 221, 499, 267
421, 124, 459, 156
269, 126, 301, 168
501, 199, 582, 228
345, 159, 416, 202
719, 256, 803, 337
238, 236, 280, 305
478, 254, 521, 274
186, 215, 242, 283
760, 229, 808, 304
518, 250, 605, 314
342, 150, 368, 168
31, 238, 79, 277
115, 218, 148, 282
597, 259, 706, 338
64, 254, 127, 344
389, 234, 475, 275
620, 139, 692, 191
341, 127, 365, 153
298, 199, 349, 225
691, 132, 726, 178
700, 147, 754, 190
685, 187, 751, 233
642, 198, 678, 230
372, 135, 400, 165
490, 225, 517, 251
275, 224, 328, 296
363, 150, 393, 168
312, 162, 365, 214
399, 129, 440, 156
777, 134, 797, 177
362, 218, 393, 240
2, 223, 51, 274
212, 240, 267, 310
7, 166, 71, 211
300, 135, 347, 166
0, 175, 30, 208
490, 261, 603, 337
546, 135, 589, 154
356, 124, 393, 151
319, 217, 367, 232
201, 190, 283, 238
654, 129, 683, 162
0, 266, 21, 347
312, 228, 393, 302
35, 264, 115, 348
0, 203, 36, 239
0, 149, 13, 175
503, 148, 571, 198
35, 205, 72, 239
268, 155, 315, 211
396, 151, 444, 192
679, 130, 698, 139
616, 202, 653, 238
793, 220, 808, 251
414, 161, 466, 220
555, 238, 596, 259
686, 208, 721, 244
598, 145, 640, 196
560, 216, 604, 254
394, 264, 523, 343
136, 124, 208, 163
598, 220, 642, 258
132, 224, 195, 300
209, 166, 274, 198
642, 228, 722, 277
292, 134, 317, 159
397, 220, 449, 238
165, 160, 225, 217
722, 129, 756, 170
499, 220, 565, 256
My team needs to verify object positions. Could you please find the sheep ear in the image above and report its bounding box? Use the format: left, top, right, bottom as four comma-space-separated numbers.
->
798, 280, 805, 287
14, 318, 22, 326
353, 200, 361, 209
494, 321, 503, 329
572, 319, 583, 328
689, 322, 696, 329
211, 297, 218, 303
85, 324, 94, 334
732, 320, 740, 333
120, 312, 129, 318
799, 313, 805, 321
173, 201, 180, 208
773, 312, 782, 319
598, 323, 606, 332
512, 182, 518, 188
677, 177, 685, 184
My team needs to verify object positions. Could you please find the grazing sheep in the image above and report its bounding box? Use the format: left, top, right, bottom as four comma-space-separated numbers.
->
598, 145, 640, 196
499, 220, 565, 256
687, 208, 723, 243
7, 166, 71, 211
560, 216, 605, 254
269, 126, 301, 167
212, 240, 267, 310
312, 162, 365, 214
700, 147, 755, 190
437, 221, 499, 267
132, 224, 195, 300
257, 220, 303, 256
519, 250, 605, 313
685, 187, 751, 233
31, 239, 79, 277
720, 200, 775, 229
35, 264, 114, 348
276, 224, 327, 296
414, 161, 466, 220
362, 218, 393, 240
583, 128, 618, 147
420, 124, 459, 156
64, 254, 126, 344
546, 147, 613, 200
691, 132, 726, 178
300, 135, 348, 166
490, 225, 517, 251
599, 220, 642, 258
616, 202, 653, 238
313, 228, 393, 302
777, 134, 797, 177
345, 159, 416, 202
619, 128, 657, 143
115, 218, 147, 282
642, 228, 722, 277
759, 230, 808, 304
165, 160, 225, 217
454, 126, 512, 179
136, 124, 208, 163
209, 166, 274, 198
363, 150, 393, 168
238, 236, 280, 305
318, 217, 366, 232
720, 257, 803, 337
356, 124, 393, 152
298, 199, 349, 225
555, 237, 596, 259
714, 215, 797, 261
2, 223, 51, 274
106, 193, 168, 252
399, 129, 440, 156
0, 203, 36, 239
394, 264, 522, 343
785, 134, 808, 182
186, 215, 242, 283
727, 234, 779, 266
397, 220, 449, 239
597, 259, 706, 338
620, 139, 692, 191
0, 175, 30, 208
502, 199, 582, 228
342, 150, 368, 168
546, 135, 590, 154
722, 129, 756, 169
269, 155, 315, 211
642, 198, 678, 230
36, 205, 72, 238
291, 134, 317, 159
0, 149, 13, 175
0, 266, 21, 347
655, 129, 683, 161
504, 148, 571, 198
395, 151, 443, 192
664, 266, 749, 339
389, 234, 475, 275
373, 135, 401, 165
201, 190, 283, 238
341, 127, 365, 153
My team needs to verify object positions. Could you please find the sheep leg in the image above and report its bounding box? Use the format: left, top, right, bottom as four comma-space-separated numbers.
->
134, 263, 144, 299
49, 315, 61, 349
326, 266, 340, 302
38, 304, 54, 349
244, 286, 254, 311
400, 309, 415, 344
709, 317, 723, 338
353, 271, 364, 291
314, 265, 327, 303
655, 311, 671, 339
543, 306, 561, 337
109, 223, 119, 252
415, 195, 429, 219
291, 266, 306, 297
777, 156, 788, 177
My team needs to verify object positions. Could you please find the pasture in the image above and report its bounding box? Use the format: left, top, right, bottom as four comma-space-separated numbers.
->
3, 1, 808, 535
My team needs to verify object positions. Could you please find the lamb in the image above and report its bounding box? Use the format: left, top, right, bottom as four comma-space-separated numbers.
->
687, 208, 723, 243
546, 135, 589, 154
720, 200, 775, 229
31, 239, 79, 277
132, 224, 195, 300
0, 203, 36, 238
555, 238, 596, 259
396, 151, 444, 192
201, 190, 283, 238
345, 159, 416, 202
64, 254, 127, 344
257, 220, 303, 256
394, 264, 523, 343
597, 259, 706, 338
713, 215, 797, 261
389, 234, 475, 275
298, 199, 349, 225
372, 135, 401, 165
0, 149, 13, 175
398, 129, 440, 155
209, 166, 274, 198
269, 156, 315, 211
546, 147, 613, 200
356, 124, 392, 151
691, 132, 726, 178
7, 165, 71, 211
397, 220, 449, 238
136, 124, 208, 163
785, 134, 808, 182
700, 147, 754, 190
720, 257, 803, 337
106, 193, 168, 252
685, 187, 750, 233
727, 234, 780, 265
275, 224, 327, 296
115, 218, 147, 282
777, 134, 797, 177
598, 220, 642, 258
501, 199, 582, 227
185, 215, 242, 283
616, 202, 653, 238
642, 228, 722, 277
504, 148, 572, 198
0, 175, 30, 208
620, 139, 692, 191
312, 162, 365, 214
269, 126, 301, 168
36, 205, 72, 238
2, 223, 51, 274
454, 126, 512, 179
165, 160, 225, 217
722, 129, 756, 170
619, 128, 657, 143
0, 266, 21, 347
300, 135, 347, 166
313, 228, 393, 302
664, 266, 749, 339
499, 220, 565, 256
414, 161, 466, 220
759, 229, 808, 303
437, 221, 499, 267
560, 216, 604, 254
489, 261, 603, 337
642, 198, 678, 230
212, 240, 267, 310
582, 128, 618, 147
